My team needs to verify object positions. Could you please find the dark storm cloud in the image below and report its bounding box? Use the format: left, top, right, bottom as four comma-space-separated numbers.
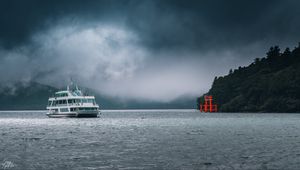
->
0, 0, 300, 101
125, 0, 300, 51
0, 0, 119, 47
1, 0, 300, 50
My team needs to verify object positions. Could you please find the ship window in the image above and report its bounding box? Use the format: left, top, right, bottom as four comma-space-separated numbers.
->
60, 108, 69, 112
82, 99, 88, 103
62, 100, 66, 104
79, 107, 96, 111
67, 99, 72, 104
79, 107, 87, 111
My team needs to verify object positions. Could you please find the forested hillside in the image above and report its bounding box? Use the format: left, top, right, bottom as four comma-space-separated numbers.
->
197, 43, 300, 112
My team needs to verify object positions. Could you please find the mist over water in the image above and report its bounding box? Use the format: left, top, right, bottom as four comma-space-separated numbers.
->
1, 110, 300, 169
0, 22, 264, 102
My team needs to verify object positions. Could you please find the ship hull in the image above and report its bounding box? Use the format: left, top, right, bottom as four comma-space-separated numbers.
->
46, 111, 99, 118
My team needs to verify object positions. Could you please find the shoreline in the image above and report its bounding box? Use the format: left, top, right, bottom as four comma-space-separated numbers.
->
0, 109, 299, 114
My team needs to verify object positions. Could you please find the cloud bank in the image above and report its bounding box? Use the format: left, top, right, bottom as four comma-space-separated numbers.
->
1, 0, 300, 102
0, 22, 251, 102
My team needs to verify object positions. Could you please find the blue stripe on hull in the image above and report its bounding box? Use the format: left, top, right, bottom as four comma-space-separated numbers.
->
76, 114, 98, 118
47, 112, 99, 118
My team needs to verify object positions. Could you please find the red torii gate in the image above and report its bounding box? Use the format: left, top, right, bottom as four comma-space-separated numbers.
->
199, 95, 218, 112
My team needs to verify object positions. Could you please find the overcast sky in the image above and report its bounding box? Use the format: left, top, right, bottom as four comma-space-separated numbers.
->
0, 0, 300, 102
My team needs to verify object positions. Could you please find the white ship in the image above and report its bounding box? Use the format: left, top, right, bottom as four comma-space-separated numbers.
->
46, 84, 100, 118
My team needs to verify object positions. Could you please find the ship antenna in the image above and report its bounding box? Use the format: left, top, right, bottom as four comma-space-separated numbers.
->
70, 77, 74, 86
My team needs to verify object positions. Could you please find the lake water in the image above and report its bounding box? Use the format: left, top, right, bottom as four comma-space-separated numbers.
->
0, 110, 300, 170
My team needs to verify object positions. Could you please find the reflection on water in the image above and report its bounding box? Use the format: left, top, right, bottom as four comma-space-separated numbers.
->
0, 110, 300, 169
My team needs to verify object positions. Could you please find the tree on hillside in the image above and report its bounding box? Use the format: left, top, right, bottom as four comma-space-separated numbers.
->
266, 46, 280, 60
